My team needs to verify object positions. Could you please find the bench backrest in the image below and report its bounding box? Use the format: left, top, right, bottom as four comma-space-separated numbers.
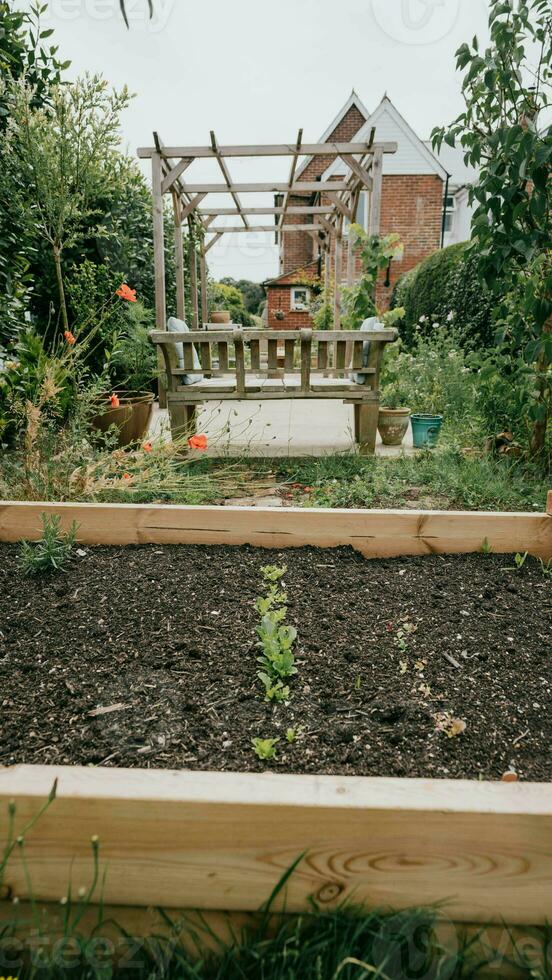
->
150, 327, 398, 395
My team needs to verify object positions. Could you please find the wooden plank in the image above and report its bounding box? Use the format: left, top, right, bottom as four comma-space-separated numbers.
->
352, 340, 364, 369
161, 157, 193, 194
233, 330, 246, 393
0, 765, 551, 925
210, 130, 249, 230
183, 341, 195, 372
199, 342, 212, 374
284, 339, 295, 371
204, 232, 223, 254
317, 341, 328, 370
369, 147, 383, 235
1, 501, 551, 560
267, 338, 278, 378
200, 250, 208, 326
200, 206, 333, 216
175, 181, 351, 194
218, 341, 229, 373
300, 329, 312, 392
172, 192, 186, 321
151, 153, 166, 331
151, 329, 398, 344
181, 193, 207, 221
340, 153, 374, 191
137, 142, 399, 160
187, 221, 199, 330
206, 225, 323, 234
250, 339, 260, 371
547, 489, 552, 516
335, 340, 346, 372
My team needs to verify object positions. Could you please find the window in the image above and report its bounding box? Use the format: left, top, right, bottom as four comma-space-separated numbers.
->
443, 192, 456, 233
344, 190, 370, 233
291, 287, 310, 311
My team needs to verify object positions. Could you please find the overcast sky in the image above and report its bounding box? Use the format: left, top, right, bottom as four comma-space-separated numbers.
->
28, 0, 491, 282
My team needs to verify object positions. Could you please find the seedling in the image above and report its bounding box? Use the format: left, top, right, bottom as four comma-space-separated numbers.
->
354, 674, 362, 691
261, 564, 287, 583
252, 737, 279, 761
285, 726, 305, 743
538, 558, 552, 577
19, 514, 78, 576
257, 673, 291, 703
480, 537, 493, 555
505, 551, 529, 572
394, 620, 417, 653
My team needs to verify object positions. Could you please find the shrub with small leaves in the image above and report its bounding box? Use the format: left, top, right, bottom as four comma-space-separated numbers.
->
18, 513, 78, 576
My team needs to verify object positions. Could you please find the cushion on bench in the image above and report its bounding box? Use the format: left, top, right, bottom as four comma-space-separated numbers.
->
167, 316, 204, 385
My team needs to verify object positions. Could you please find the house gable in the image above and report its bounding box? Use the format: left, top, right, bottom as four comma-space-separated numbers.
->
323, 96, 449, 180
295, 90, 371, 182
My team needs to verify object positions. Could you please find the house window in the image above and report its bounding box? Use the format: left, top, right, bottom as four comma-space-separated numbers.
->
443, 193, 456, 233
344, 190, 370, 233
291, 287, 310, 311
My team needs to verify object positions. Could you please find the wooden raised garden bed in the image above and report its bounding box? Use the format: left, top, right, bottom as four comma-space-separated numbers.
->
1, 496, 552, 956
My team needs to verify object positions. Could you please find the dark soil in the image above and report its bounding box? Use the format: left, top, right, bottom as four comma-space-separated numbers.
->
1, 544, 550, 781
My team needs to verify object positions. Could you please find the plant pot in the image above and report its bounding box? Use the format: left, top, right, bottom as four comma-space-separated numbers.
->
411, 413, 443, 449
377, 407, 411, 447
211, 311, 231, 324
90, 392, 154, 448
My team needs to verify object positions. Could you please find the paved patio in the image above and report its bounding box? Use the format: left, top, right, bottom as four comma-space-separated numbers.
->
150, 400, 414, 457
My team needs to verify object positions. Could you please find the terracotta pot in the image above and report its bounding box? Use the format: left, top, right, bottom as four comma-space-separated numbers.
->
90, 392, 154, 448
377, 407, 411, 447
211, 310, 231, 324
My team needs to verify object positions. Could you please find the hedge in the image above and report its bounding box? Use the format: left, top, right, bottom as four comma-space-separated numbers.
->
391, 242, 497, 349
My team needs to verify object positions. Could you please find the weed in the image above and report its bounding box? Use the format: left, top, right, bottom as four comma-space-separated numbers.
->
18, 513, 78, 576
480, 537, 493, 554
252, 737, 279, 761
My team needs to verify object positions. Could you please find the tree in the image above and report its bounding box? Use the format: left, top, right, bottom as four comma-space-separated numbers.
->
4, 74, 130, 334
209, 281, 253, 326
220, 277, 265, 316
432, 0, 552, 456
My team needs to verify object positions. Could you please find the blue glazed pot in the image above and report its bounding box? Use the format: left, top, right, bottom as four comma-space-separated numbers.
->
411, 413, 443, 449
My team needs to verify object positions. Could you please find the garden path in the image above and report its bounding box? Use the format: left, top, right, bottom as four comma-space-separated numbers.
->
149, 400, 414, 458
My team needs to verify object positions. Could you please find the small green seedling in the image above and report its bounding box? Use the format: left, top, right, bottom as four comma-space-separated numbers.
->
480, 537, 493, 555
538, 558, 552, 577
354, 675, 362, 691
257, 673, 291, 703
286, 726, 305, 743
252, 737, 279, 761
19, 514, 78, 576
261, 564, 287, 583
506, 551, 529, 572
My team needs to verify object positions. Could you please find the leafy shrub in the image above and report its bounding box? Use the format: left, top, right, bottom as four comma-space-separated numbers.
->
209, 281, 253, 326
392, 243, 497, 349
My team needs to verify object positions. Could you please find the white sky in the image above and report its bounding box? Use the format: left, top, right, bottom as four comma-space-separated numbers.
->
27, 0, 491, 282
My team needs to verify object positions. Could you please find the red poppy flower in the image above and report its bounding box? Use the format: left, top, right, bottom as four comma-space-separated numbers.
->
188, 434, 208, 451
143, 441, 153, 453
64, 330, 76, 345
116, 284, 137, 303
122, 472, 132, 482
109, 393, 120, 408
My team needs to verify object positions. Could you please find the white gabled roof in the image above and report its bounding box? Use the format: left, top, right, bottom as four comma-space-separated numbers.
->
295, 89, 371, 180
322, 95, 449, 181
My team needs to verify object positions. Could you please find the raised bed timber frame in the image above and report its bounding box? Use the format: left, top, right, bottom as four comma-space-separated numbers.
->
1, 496, 552, 964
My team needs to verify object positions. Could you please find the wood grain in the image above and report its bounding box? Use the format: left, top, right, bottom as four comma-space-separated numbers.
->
0, 766, 551, 925
1, 501, 551, 560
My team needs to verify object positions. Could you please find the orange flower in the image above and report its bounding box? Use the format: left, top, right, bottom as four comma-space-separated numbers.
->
188, 434, 208, 451
109, 393, 120, 408
116, 284, 137, 303
122, 472, 132, 482
64, 330, 76, 345
143, 441, 153, 453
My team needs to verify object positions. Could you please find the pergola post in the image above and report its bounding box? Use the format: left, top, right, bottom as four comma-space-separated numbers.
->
172, 191, 185, 320
187, 217, 199, 330
200, 248, 208, 326
151, 151, 166, 330
333, 218, 343, 330
152, 151, 167, 406
369, 147, 383, 235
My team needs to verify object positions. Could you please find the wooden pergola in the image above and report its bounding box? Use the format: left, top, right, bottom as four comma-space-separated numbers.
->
137, 131, 397, 331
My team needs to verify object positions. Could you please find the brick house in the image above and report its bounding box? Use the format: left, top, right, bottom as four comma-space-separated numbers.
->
264, 91, 469, 330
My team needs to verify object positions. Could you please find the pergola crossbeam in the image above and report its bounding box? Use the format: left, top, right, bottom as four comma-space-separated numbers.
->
210, 129, 249, 229
138, 141, 397, 159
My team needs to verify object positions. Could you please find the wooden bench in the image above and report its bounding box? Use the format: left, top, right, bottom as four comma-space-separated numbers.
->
150, 326, 398, 454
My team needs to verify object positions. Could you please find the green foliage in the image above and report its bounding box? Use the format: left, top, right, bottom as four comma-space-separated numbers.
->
106, 300, 157, 393
261, 563, 287, 583
432, 0, 552, 454
3, 74, 131, 333
251, 737, 279, 761
220, 277, 265, 316
255, 563, 298, 703
391, 243, 496, 349
342, 228, 403, 329
209, 280, 253, 326
18, 512, 77, 575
